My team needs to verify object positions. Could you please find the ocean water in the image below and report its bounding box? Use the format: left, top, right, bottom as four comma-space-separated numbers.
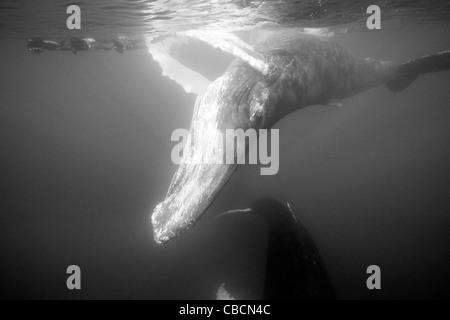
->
1, 0, 450, 299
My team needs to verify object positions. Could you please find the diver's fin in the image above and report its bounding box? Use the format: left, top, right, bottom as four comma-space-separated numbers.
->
387, 50, 450, 93
145, 36, 211, 95
177, 30, 272, 75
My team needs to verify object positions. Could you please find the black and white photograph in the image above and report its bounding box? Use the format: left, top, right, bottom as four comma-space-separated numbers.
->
1, 0, 450, 303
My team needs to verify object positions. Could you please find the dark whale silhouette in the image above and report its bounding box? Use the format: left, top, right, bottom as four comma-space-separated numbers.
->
254, 198, 335, 300
217, 198, 335, 300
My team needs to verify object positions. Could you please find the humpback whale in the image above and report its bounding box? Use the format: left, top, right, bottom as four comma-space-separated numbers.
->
150, 30, 450, 245
217, 198, 335, 300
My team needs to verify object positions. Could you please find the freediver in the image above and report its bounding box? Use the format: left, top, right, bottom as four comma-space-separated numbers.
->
27, 38, 60, 53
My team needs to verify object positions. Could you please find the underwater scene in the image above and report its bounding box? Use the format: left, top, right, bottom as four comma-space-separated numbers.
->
1, 0, 450, 300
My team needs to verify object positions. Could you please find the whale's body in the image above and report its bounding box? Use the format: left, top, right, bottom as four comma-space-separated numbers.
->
216, 198, 335, 300
151, 31, 450, 245
218, 198, 335, 300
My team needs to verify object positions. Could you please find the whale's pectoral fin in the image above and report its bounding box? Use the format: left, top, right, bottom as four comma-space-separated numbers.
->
145, 36, 211, 95
387, 50, 450, 93
146, 30, 275, 94
177, 30, 273, 75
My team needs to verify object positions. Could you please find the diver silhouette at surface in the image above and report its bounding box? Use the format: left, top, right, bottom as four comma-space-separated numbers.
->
26, 37, 146, 54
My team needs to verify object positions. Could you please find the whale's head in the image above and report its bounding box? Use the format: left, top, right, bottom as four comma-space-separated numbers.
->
151, 63, 279, 245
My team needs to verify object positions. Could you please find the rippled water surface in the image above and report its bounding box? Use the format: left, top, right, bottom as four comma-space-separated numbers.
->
1, 0, 450, 39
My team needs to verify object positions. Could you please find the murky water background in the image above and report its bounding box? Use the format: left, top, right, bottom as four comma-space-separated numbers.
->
1, 1, 450, 299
